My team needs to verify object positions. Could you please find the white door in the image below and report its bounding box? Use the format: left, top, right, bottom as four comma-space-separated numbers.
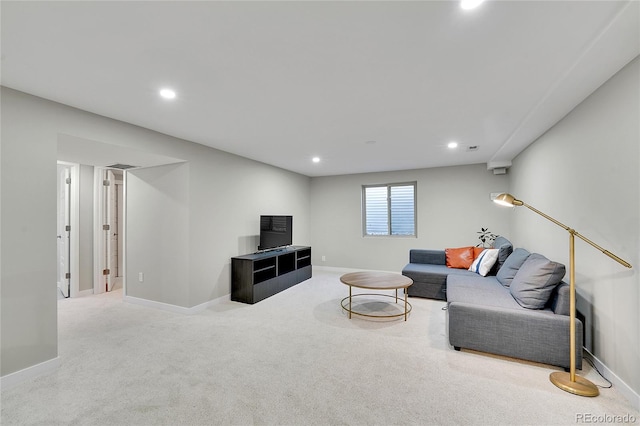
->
107, 170, 119, 291
105, 169, 126, 291
57, 165, 70, 298
103, 170, 113, 292
94, 167, 126, 295
115, 180, 124, 289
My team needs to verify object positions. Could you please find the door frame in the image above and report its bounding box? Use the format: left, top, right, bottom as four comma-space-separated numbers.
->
93, 167, 127, 295
57, 161, 80, 298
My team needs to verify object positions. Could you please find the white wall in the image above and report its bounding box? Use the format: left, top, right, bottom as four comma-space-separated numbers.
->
184, 146, 311, 306
509, 57, 639, 396
309, 164, 511, 272
0, 87, 310, 376
1, 88, 58, 376
126, 163, 190, 307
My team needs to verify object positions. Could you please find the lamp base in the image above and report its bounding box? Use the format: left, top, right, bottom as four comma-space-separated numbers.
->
549, 372, 599, 397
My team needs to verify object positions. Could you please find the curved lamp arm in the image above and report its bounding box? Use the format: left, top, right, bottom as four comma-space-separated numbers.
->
493, 193, 632, 268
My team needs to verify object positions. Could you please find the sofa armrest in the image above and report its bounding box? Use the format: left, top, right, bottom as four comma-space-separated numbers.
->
448, 302, 582, 369
409, 249, 446, 265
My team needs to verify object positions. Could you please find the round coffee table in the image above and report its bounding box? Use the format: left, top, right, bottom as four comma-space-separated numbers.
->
340, 271, 413, 321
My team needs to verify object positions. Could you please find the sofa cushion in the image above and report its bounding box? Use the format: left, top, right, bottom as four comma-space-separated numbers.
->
510, 253, 566, 309
402, 263, 477, 285
468, 249, 499, 276
402, 263, 448, 288
409, 249, 446, 265
491, 236, 513, 272
446, 275, 523, 310
445, 246, 475, 269
496, 248, 531, 287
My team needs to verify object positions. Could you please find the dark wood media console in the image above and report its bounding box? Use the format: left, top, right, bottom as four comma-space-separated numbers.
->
231, 246, 312, 304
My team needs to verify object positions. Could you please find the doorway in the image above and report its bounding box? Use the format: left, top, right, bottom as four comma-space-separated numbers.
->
108, 169, 124, 291
56, 161, 79, 298
94, 167, 126, 294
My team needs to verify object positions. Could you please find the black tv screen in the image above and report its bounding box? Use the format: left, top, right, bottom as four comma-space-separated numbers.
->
259, 215, 292, 250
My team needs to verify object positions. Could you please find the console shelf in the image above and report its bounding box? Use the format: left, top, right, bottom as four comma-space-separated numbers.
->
231, 246, 312, 304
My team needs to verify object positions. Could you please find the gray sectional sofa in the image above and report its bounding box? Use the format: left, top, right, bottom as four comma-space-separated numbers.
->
401, 237, 583, 369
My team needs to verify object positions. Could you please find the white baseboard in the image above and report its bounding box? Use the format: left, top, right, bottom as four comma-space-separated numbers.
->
584, 349, 640, 412
313, 265, 360, 273
313, 265, 398, 274
0, 357, 60, 392
123, 293, 230, 315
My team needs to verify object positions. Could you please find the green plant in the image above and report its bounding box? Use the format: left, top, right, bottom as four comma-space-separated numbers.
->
477, 227, 497, 248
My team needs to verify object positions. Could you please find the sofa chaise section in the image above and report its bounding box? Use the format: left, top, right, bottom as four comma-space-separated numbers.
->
446, 274, 582, 369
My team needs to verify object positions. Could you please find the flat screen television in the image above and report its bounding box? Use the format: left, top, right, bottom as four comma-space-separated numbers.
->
259, 215, 293, 251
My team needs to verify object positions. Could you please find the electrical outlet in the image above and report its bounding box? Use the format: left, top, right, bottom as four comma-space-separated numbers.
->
138, 272, 144, 282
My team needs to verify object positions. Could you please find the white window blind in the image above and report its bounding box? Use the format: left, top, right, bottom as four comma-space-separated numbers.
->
364, 186, 388, 236
363, 183, 416, 236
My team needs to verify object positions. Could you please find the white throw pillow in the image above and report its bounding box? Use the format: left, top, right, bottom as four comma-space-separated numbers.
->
468, 249, 499, 276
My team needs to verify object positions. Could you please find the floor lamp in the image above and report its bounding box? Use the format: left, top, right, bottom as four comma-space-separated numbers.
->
493, 193, 632, 397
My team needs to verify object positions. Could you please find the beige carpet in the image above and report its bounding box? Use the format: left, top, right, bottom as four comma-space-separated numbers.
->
1, 268, 638, 425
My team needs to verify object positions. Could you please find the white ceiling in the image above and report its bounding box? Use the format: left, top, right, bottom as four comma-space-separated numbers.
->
1, 1, 638, 177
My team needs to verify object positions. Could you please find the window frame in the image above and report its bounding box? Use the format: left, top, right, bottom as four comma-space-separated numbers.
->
362, 181, 417, 238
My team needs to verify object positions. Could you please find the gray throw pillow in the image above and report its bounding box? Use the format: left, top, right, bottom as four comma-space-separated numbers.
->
496, 248, 530, 287
510, 253, 565, 309
491, 236, 513, 273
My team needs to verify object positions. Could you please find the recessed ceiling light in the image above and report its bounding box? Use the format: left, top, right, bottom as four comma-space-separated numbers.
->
159, 88, 176, 100
448, 141, 459, 149
312, 157, 321, 163
460, 0, 485, 10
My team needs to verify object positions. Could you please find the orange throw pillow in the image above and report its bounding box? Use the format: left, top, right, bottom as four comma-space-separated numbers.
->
445, 246, 475, 269
473, 246, 485, 259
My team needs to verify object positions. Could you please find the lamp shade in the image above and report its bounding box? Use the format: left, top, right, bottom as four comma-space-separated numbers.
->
493, 193, 523, 207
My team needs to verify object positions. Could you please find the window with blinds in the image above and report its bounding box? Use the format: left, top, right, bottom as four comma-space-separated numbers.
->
363, 182, 416, 237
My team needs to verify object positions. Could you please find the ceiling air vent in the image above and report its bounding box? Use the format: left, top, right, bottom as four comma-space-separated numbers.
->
467, 146, 479, 152
106, 163, 137, 170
